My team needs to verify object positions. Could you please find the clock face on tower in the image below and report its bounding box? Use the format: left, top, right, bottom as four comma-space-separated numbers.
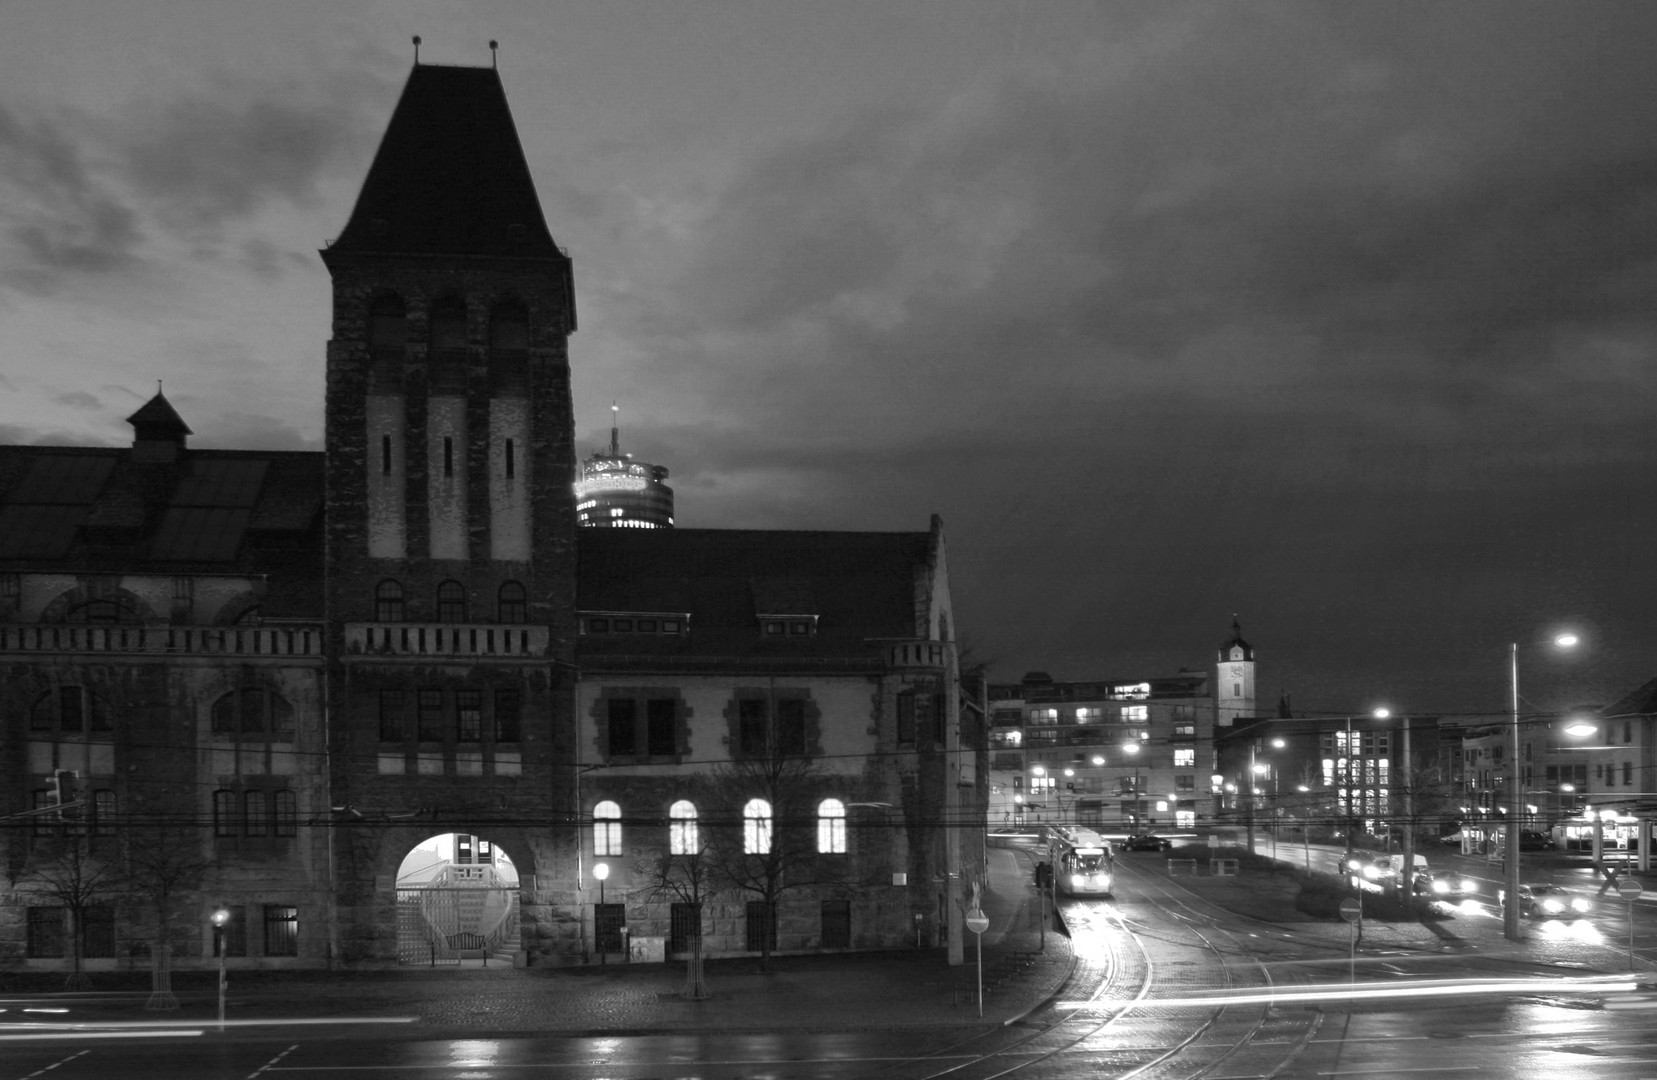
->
1229, 664, 1244, 680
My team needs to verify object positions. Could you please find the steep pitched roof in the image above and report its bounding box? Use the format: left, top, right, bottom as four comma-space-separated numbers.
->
576, 528, 934, 666
328, 64, 562, 259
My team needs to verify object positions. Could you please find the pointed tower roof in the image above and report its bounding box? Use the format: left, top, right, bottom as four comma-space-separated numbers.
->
1218, 615, 1253, 661
125, 389, 192, 441
327, 64, 562, 259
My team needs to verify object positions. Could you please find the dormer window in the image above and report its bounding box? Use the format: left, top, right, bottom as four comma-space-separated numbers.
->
581, 611, 687, 636
759, 616, 816, 637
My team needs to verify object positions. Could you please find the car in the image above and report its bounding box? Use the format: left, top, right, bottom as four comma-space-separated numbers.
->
1417, 869, 1475, 897
1500, 883, 1592, 919
1519, 830, 1555, 851
1120, 834, 1173, 851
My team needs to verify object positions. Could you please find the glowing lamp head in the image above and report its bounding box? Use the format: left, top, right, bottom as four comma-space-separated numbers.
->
211, 908, 231, 928
593, 862, 609, 882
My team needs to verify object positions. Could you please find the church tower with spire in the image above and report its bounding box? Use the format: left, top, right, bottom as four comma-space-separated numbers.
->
319, 60, 579, 961
1215, 617, 1256, 728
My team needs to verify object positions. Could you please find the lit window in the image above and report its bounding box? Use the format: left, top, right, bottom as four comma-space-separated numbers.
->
817, 798, 846, 854
744, 798, 772, 854
1122, 705, 1148, 722
669, 800, 698, 855
594, 800, 622, 856
1173, 748, 1195, 768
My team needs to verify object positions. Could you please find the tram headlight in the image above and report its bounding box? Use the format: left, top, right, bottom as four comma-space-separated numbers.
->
1070, 874, 1086, 890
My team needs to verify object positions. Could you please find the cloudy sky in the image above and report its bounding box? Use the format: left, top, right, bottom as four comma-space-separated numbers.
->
3, 1, 1655, 722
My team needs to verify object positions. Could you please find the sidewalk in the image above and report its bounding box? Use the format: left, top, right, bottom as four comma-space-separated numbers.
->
0, 844, 1077, 1036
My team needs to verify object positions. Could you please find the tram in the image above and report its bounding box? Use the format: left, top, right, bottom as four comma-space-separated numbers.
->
1050, 828, 1115, 898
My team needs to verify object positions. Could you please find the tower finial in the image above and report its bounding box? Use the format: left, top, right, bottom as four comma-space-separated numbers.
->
610, 403, 620, 458
490, 40, 498, 68
413, 35, 422, 64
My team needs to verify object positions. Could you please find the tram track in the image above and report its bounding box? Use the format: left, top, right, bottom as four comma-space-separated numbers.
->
881, 856, 1323, 1080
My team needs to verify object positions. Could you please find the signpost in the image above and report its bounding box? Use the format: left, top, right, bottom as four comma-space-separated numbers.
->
1339, 898, 1362, 983
1616, 877, 1643, 970
965, 881, 989, 1017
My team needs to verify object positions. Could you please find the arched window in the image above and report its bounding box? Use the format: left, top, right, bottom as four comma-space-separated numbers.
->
669, 799, 699, 855
436, 580, 467, 623
30, 687, 112, 734
817, 798, 846, 854
497, 581, 527, 625
67, 598, 140, 625
593, 800, 622, 857
744, 798, 772, 855
211, 689, 295, 741
369, 294, 408, 348
375, 580, 404, 623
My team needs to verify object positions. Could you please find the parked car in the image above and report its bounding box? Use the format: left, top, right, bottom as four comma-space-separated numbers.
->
1120, 834, 1174, 851
1519, 830, 1555, 851
1500, 883, 1592, 919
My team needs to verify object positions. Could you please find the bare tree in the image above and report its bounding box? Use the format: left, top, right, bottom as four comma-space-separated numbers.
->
632, 846, 715, 998
22, 836, 124, 990
700, 750, 853, 971
122, 826, 211, 1009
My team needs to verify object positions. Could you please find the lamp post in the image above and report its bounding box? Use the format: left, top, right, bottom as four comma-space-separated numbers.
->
1505, 633, 1580, 942
210, 907, 230, 1032
1122, 742, 1141, 827
594, 862, 609, 964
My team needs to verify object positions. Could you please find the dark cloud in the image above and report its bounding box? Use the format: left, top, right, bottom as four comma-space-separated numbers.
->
0, 103, 144, 292
119, 75, 382, 239
627, 4, 1657, 715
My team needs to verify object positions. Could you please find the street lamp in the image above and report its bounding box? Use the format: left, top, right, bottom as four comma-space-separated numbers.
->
210, 907, 230, 1031
1121, 742, 1142, 827
1505, 633, 1580, 942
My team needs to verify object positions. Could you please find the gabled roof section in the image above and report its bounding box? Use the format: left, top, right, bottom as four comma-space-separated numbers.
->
328, 64, 561, 259
1601, 677, 1657, 718
126, 390, 192, 440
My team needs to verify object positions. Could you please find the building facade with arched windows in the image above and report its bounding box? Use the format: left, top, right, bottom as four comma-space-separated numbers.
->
0, 60, 976, 972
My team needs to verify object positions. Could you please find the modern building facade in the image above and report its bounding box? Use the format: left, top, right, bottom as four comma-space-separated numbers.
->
985, 622, 1258, 832
0, 61, 975, 975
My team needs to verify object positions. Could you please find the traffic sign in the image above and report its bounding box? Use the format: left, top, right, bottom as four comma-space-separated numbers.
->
1339, 898, 1362, 923
1617, 878, 1644, 901
965, 908, 989, 934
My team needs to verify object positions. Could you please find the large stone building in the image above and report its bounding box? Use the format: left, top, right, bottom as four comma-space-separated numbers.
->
0, 62, 976, 974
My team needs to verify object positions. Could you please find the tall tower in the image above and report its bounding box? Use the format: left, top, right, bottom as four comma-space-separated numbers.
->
319, 62, 579, 963
1215, 617, 1256, 728
575, 404, 675, 528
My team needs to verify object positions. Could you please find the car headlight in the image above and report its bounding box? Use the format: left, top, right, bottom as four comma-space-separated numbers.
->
1542, 899, 1565, 913
1571, 898, 1591, 912
1363, 866, 1381, 880
1461, 881, 1476, 894
1432, 879, 1450, 894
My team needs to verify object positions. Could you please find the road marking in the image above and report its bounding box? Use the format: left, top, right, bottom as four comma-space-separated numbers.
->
249, 1043, 300, 1079
15, 1049, 90, 1077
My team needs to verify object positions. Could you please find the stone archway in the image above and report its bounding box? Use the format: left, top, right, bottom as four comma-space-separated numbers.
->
393, 833, 521, 967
